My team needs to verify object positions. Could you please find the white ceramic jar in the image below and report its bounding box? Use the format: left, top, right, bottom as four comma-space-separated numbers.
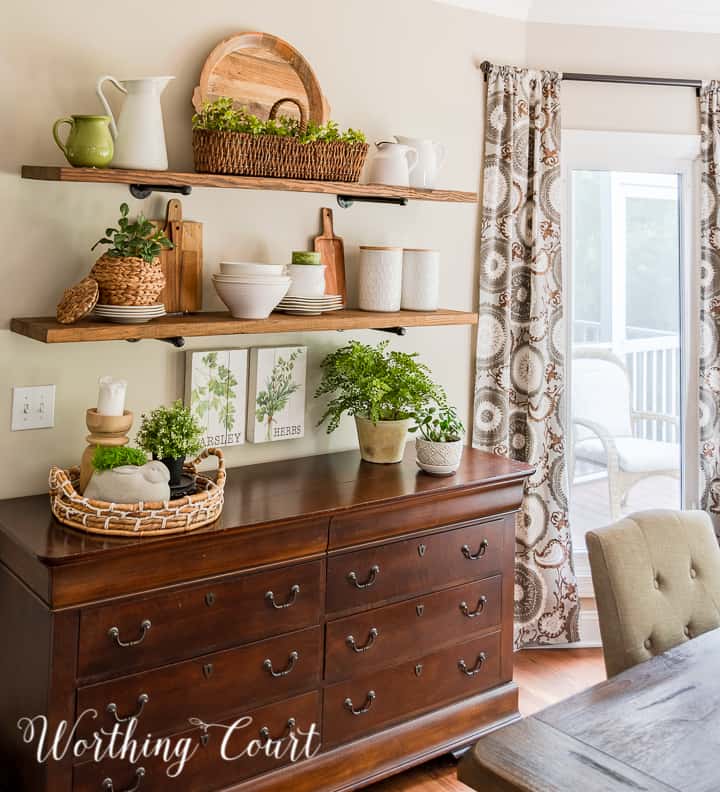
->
358, 246, 403, 311
401, 249, 440, 310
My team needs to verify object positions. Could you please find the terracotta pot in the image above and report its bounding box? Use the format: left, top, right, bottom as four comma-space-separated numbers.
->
90, 254, 165, 306
354, 415, 410, 464
415, 437, 464, 475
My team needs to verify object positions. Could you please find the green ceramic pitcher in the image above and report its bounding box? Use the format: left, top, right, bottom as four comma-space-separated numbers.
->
52, 114, 114, 167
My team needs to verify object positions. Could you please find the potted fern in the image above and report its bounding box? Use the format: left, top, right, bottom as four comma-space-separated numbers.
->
412, 400, 466, 475
91, 202, 173, 305
315, 340, 437, 464
136, 401, 203, 488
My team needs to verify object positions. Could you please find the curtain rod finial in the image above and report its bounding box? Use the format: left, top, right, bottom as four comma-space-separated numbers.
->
477, 60, 492, 79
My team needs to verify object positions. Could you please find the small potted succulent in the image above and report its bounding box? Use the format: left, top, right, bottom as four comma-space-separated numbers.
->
412, 399, 465, 476
136, 400, 203, 488
91, 202, 173, 305
84, 446, 171, 504
315, 340, 437, 464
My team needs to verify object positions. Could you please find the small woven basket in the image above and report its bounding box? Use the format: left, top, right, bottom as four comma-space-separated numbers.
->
49, 448, 226, 538
90, 255, 166, 306
193, 98, 369, 182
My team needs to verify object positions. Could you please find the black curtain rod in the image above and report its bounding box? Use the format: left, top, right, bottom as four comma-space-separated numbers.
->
478, 60, 702, 96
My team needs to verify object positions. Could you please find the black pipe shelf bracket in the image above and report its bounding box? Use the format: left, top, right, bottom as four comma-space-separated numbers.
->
129, 183, 193, 200
373, 327, 407, 336
337, 195, 409, 209
126, 337, 186, 348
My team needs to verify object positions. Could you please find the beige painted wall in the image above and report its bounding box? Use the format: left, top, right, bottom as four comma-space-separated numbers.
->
0, 0, 526, 498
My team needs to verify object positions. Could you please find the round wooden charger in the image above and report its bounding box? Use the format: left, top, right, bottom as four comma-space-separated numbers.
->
192, 31, 330, 124
56, 277, 99, 324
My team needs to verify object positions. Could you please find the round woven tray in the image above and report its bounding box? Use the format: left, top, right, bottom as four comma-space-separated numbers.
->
49, 448, 225, 538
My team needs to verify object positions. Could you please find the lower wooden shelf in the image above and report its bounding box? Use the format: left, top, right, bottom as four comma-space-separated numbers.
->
10, 308, 478, 344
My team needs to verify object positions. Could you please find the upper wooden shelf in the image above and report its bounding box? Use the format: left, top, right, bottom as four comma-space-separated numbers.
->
10, 309, 478, 344
21, 166, 478, 204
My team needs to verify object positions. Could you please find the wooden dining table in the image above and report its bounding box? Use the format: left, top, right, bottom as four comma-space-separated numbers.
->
458, 628, 720, 792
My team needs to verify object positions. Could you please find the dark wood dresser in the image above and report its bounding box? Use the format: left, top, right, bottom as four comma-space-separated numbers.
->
0, 448, 531, 792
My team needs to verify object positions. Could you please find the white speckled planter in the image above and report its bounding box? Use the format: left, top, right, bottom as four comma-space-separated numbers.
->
415, 438, 464, 472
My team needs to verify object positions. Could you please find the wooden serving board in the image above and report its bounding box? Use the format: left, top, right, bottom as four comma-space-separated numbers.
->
192, 31, 330, 123
314, 208, 346, 302
155, 199, 203, 314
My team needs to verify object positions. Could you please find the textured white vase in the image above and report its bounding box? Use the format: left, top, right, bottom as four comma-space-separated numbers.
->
358, 246, 403, 311
415, 438, 463, 471
401, 249, 440, 310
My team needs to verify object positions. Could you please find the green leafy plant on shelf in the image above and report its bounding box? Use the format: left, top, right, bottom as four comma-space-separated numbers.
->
315, 340, 439, 433
411, 401, 465, 443
255, 349, 303, 441
191, 352, 239, 434
91, 445, 148, 471
136, 400, 204, 460
192, 98, 366, 145
92, 202, 173, 263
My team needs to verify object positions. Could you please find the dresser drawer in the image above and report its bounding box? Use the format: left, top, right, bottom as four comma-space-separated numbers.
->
326, 518, 504, 616
323, 631, 502, 747
78, 560, 324, 679
325, 575, 501, 682
73, 690, 321, 792
77, 627, 322, 740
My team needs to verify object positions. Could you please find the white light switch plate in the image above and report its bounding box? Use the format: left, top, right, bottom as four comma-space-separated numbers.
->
11, 385, 56, 431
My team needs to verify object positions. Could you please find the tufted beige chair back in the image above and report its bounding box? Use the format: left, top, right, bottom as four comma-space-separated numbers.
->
587, 510, 720, 677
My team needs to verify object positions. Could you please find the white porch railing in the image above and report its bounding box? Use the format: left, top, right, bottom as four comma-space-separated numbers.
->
573, 321, 680, 443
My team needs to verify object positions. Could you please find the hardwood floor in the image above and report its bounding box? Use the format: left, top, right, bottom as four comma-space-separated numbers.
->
368, 648, 606, 792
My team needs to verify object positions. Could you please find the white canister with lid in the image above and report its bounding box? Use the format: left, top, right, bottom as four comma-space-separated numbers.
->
401, 249, 440, 310
358, 246, 403, 311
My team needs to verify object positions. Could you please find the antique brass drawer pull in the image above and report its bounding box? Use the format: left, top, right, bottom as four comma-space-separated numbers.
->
259, 717, 296, 744
108, 620, 151, 648
346, 627, 379, 653
106, 693, 149, 723
459, 595, 488, 619
263, 650, 299, 677
265, 584, 301, 609
347, 564, 380, 589
102, 767, 145, 792
344, 690, 376, 716
458, 652, 487, 677
461, 539, 489, 560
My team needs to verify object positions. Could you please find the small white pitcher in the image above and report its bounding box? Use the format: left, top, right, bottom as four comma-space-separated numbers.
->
395, 136, 447, 188
366, 141, 418, 187
96, 75, 174, 170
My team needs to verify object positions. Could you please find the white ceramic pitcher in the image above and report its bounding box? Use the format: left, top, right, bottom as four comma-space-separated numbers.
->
96, 76, 174, 170
395, 136, 446, 188
367, 141, 418, 187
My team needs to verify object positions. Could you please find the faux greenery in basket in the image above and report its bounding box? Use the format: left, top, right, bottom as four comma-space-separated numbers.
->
192, 98, 366, 144
136, 400, 204, 486
92, 202, 173, 264
315, 340, 439, 464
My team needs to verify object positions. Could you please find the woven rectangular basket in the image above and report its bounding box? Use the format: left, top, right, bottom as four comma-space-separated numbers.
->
49, 448, 226, 538
192, 97, 368, 182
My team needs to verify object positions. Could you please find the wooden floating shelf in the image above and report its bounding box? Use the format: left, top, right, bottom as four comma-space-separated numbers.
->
21, 165, 478, 204
10, 309, 478, 344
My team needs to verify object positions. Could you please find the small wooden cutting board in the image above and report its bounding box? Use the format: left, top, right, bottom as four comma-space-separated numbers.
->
314, 208, 346, 302
155, 199, 203, 314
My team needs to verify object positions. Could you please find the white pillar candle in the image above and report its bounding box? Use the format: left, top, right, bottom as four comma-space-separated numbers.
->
97, 376, 127, 416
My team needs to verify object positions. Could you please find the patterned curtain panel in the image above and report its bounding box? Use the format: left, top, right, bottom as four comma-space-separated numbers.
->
699, 82, 720, 530
473, 65, 579, 647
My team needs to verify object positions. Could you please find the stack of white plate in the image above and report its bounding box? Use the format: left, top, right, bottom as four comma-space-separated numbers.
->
276, 295, 345, 315
213, 261, 290, 319
94, 304, 166, 324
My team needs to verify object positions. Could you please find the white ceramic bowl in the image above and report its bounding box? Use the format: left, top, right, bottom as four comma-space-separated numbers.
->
219, 261, 286, 277
213, 273, 290, 283
287, 263, 327, 298
212, 277, 290, 319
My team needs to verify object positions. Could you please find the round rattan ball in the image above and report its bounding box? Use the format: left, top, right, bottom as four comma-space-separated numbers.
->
90, 255, 166, 306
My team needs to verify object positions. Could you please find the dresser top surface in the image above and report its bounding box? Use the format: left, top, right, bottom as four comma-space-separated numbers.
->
0, 447, 531, 567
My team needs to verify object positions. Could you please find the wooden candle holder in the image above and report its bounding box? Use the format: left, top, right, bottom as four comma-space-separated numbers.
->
79, 408, 134, 493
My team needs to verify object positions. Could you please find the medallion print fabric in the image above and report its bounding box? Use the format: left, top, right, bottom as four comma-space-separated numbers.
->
699, 82, 720, 532
473, 65, 579, 647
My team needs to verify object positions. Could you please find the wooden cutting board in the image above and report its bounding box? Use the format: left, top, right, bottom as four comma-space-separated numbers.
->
314, 208, 346, 302
155, 199, 203, 314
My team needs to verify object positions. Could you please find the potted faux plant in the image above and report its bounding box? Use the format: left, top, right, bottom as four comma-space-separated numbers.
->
412, 400, 466, 476
90, 202, 173, 305
315, 340, 437, 464
84, 446, 171, 504
136, 400, 203, 487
